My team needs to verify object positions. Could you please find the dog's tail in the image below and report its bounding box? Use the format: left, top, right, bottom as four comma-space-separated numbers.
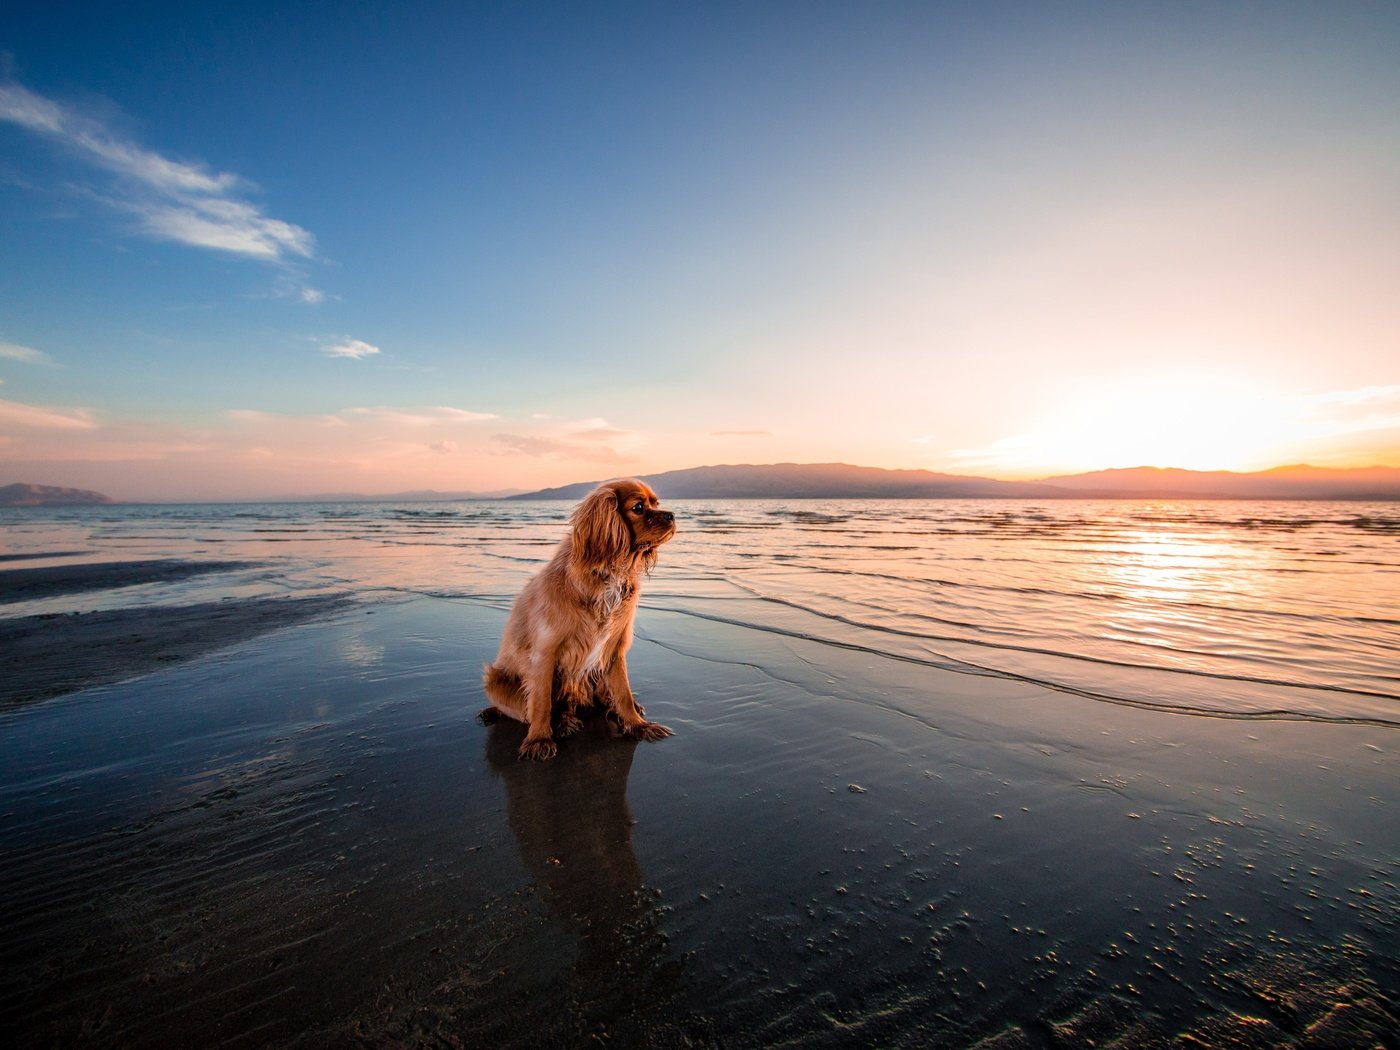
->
482, 661, 520, 696
481, 662, 525, 724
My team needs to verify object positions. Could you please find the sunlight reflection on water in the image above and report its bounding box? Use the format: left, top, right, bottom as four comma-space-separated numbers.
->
3, 498, 1397, 725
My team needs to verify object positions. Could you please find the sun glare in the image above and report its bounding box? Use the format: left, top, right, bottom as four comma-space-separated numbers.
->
1035, 375, 1297, 474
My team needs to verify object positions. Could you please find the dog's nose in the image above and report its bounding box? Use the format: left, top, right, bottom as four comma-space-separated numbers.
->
656, 510, 674, 525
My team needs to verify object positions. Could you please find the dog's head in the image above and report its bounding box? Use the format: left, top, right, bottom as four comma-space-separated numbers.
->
570, 478, 676, 572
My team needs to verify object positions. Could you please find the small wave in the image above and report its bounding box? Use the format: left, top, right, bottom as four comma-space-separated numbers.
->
731, 586, 1400, 703
781, 559, 1397, 628
763, 510, 853, 525
643, 602, 1400, 730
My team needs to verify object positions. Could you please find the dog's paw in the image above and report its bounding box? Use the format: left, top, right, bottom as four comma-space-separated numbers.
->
625, 721, 673, 743
477, 706, 502, 726
518, 737, 558, 761
557, 711, 584, 738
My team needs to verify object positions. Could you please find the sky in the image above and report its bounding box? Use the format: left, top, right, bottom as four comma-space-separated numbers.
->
2, 1, 1398, 500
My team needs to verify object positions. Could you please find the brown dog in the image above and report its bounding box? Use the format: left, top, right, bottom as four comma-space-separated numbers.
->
481, 478, 677, 760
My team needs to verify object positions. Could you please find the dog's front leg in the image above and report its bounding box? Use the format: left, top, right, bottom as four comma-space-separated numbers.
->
519, 648, 559, 761
555, 678, 588, 738
603, 649, 672, 743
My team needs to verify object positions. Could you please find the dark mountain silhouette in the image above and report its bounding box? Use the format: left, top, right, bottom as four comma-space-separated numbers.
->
12, 464, 1396, 505
515, 467, 1058, 504
512, 462, 1400, 501
0, 483, 116, 506
517, 463, 1069, 500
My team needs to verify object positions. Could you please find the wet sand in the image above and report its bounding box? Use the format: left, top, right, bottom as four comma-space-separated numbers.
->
0, 558, 260, 603
1, 580, 1395, 1046
0, 595, 353, 707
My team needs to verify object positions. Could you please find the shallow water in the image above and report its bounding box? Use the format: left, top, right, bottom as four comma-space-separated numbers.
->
5, 498, 1397, 725
1, 498, 1397, 1046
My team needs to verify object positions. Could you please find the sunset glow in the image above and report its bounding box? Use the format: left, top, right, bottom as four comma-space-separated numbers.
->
2, 5, 1397, 499
952, 375, 1352, 477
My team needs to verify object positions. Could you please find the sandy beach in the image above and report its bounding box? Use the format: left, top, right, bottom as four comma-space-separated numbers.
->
1, 541, 1395, 1048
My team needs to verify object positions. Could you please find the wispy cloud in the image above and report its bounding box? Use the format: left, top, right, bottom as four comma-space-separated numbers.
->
0, 402, 622, 497
344, 405, 497, 425
0, 81, 315, 267
0, 397, 98, 429
210, 403, 498, 478
491, 418, 640, 463
569, 426, 631, 442
321, 338, 382, 360
1302, 384, 1400, 439
1304, 385, 1400, 408
492, 434, 633, 462
435, 407, 499, 423
0, 341, 57, 366
712, 429, 773, 437
137, 198, 311, 259
225, 405, 497, 429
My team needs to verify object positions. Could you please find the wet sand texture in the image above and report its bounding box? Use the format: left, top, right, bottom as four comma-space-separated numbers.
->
0, 595, 352, 707
1, 597, 1393, 1047
0, 558, 259, 603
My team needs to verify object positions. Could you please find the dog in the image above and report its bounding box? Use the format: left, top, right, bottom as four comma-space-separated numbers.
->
481, 478, 677, 760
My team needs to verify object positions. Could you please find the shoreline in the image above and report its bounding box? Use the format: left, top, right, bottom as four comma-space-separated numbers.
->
0, 594, 353, 708
0, 558, 262, 604
1, 569, 1394, 1046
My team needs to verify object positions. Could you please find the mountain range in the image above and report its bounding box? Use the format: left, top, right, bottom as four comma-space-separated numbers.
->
5, 464, 1398, 505
0, 483, 116, 506
513, 462, 1400, 501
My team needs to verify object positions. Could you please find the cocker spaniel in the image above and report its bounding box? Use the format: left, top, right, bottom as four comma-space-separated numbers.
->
481, 478, 677, 760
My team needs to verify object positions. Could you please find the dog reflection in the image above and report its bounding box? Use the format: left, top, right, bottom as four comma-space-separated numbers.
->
485, 712, 679, 1025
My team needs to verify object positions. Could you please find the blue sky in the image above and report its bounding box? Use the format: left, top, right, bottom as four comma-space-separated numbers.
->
3, 2, 1399, 499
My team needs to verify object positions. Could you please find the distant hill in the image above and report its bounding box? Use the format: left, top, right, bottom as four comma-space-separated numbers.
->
1039, 464, 1400, 500
0, 483, 116, 506
512, 462, 1400, 501
513, 463, 1064, 500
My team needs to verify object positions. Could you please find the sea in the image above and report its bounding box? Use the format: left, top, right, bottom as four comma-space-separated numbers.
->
4, 497, 1397, 728
5, 496, 1399, 1046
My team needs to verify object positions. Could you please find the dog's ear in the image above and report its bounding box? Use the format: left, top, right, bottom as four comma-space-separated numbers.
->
571, 485, 630, 569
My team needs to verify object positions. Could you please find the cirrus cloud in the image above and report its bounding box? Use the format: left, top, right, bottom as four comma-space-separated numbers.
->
0, 397, 98, 429
491, 417, 641, 463
0, 341, 58, 366
321, 338, 381, 360
344, 405, 498, 425
0, 81, 317, 277
491, 434, 630, 461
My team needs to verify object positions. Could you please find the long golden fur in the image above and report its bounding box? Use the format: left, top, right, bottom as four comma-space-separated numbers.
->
481, 478, 677, 760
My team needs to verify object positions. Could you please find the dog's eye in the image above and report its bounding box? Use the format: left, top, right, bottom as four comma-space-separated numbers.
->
631, 502, 644, 513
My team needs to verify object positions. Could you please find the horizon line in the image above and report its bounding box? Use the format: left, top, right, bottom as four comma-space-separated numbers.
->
5, 458, 1400, 505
